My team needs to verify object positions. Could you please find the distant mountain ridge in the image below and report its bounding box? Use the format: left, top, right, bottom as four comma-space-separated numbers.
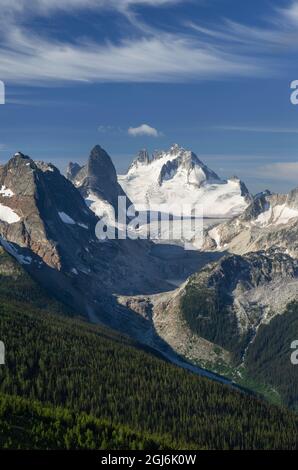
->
204, 187, 298, 257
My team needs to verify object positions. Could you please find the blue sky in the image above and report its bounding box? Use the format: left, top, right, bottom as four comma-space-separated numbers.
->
0, 0, 298, 193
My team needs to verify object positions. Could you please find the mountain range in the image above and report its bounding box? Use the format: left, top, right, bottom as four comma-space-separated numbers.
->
0, 143, 297, 415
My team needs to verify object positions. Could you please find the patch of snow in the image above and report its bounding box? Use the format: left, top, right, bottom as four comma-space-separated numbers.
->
0, 204, 20, 223
209, 226, 221, 248
254, 203, 298, 227
0, 238, 32, 265
59, 211, 89, 230
58, 211, 76, 225
254, 205, 272, 226
80, 267, 91, 275
273, 204, 298, 225
0, 185, 14, 197
85, 193, 126, 236
85, 193, 113, 219
20, 255, 32, 265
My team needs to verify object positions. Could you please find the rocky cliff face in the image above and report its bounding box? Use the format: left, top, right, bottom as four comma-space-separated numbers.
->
66, 162, 82, 181
118, 248, 298, 371
0, 152, 96, 270
204, 188, 298, 257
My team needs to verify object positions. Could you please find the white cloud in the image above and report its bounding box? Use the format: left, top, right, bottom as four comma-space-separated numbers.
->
128, 124, 161, 137
212, 125, 298, 134
0, 0, 295, 85
0, 0, 182, 17
279, 1, 298, 25
254, 162, 298, 182
0, 26, 264, 84
189, 1, 298, 51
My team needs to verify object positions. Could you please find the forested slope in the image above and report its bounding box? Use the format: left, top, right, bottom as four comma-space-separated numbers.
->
245, 302, 298, 410
0, 393, 167, 450
0, 248, 297, 450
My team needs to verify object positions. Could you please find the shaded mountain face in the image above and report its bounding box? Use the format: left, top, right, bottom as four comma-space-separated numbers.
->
0, 151, 113, 317
119, 144, 251, 217
67, 145, 131, 217
205, 188, 298, 257
0, 152, 96, 271
66, 162, 82, 181
140, 249, 298, 358
0, 153, 147, 296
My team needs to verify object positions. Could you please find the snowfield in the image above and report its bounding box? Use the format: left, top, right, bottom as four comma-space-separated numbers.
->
58, 211, 88, 229
0, 185, 14, 198
118, 145, 249, 218
0, 204, 20, 223
254, 203, 298, 226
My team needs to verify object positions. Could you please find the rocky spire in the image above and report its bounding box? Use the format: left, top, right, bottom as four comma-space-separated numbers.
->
66, 145, 131, 213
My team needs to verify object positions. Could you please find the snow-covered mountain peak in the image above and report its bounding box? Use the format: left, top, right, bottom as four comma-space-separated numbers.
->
127, 144, 205, 174
128, 149, 150, 172
204, 186, 298, 257
120, 144, 251, 217
127, 144, 220, 182
169, 143, 186, 156
153, 144, 199, 164
157, 148, 221, 188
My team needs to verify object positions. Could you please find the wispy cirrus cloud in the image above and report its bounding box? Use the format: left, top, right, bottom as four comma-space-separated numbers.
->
280, 0, 298, 24
97, 125, 123, 134
189, 1, 298, 51
128, 123, 161, 137
0, 0, 295, 85
254, 162, 298, 182
212, 125, 298, 134
197, 23, 288, 50
0, 27, 265, 84
0, 0, 182, 16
